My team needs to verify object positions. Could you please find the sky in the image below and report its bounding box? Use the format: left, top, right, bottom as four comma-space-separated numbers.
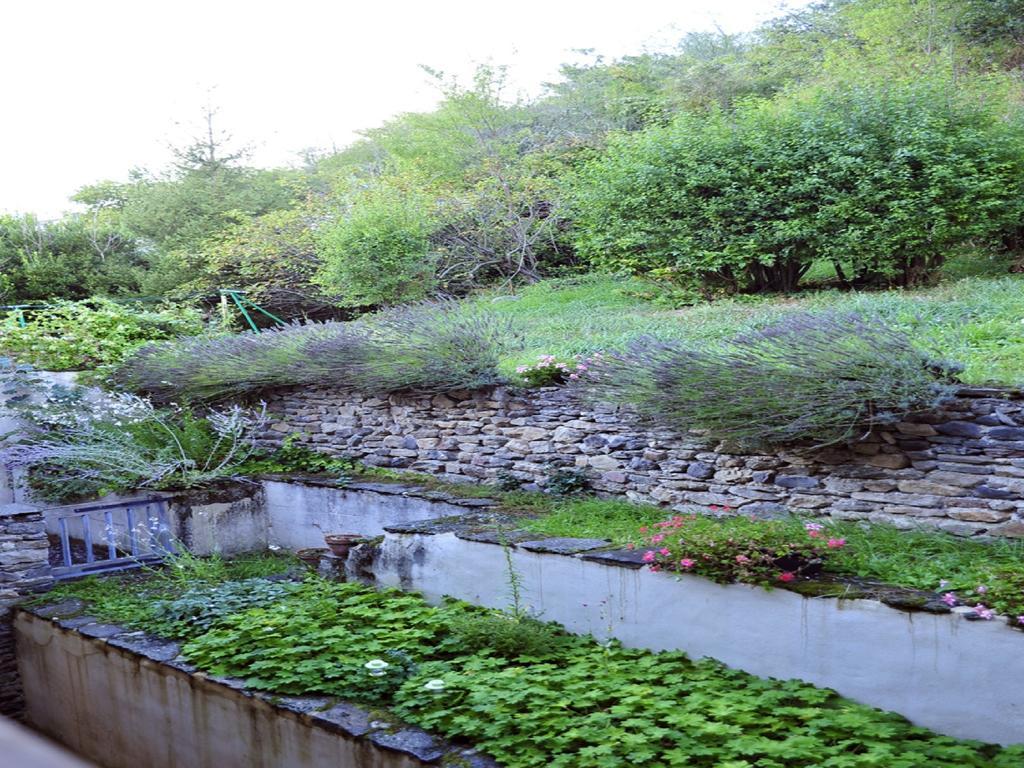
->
0, 0, 803, 220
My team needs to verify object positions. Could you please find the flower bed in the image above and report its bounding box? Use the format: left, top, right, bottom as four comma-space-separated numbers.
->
34, 559, 1024, 768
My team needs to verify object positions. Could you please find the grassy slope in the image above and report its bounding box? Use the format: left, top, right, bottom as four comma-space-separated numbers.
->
474, 271, 1024, 386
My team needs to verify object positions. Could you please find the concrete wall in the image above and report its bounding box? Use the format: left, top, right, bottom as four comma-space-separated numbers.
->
14, 612, 487, 768
258, 385, 1024, 539
371, 529, 1024, 746
264, 479, 493, 550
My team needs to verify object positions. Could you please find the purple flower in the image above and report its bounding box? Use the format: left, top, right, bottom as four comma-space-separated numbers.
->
973, 604, 995, 621
941, 592, 958, 607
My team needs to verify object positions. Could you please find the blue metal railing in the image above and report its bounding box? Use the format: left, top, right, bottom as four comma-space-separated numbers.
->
52, 497, 174, 579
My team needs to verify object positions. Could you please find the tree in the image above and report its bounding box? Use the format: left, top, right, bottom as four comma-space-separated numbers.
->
571, 78, 1024, 292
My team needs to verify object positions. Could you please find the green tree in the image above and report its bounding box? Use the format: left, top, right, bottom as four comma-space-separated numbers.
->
572, 78, 1024, 292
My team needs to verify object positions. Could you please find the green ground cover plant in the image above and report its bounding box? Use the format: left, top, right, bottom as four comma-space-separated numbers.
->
40, 567, 1024, 767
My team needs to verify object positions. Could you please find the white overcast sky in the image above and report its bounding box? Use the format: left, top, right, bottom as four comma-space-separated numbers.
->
1, 0, 804, 219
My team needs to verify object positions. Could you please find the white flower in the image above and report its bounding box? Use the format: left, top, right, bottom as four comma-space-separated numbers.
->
423, 678, 446, 692
364, 659, 389, 676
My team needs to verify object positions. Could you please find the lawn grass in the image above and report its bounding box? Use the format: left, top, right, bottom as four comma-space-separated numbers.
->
473, 271, 1024, 386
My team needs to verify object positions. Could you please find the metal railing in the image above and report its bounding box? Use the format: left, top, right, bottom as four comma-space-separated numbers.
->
52, 497, 174, 579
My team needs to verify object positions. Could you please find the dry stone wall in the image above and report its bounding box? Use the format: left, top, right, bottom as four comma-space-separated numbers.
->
259, 385, 1024, 539
0, 505, 51, 717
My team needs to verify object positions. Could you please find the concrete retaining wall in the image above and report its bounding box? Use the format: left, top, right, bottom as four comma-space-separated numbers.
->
370, 527, 1024, 746
14, 610, 494, 768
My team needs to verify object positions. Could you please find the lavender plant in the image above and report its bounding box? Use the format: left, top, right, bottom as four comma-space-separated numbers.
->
114, 303, 518, 401
353, 301, 521, 393
576, 312, 959, 448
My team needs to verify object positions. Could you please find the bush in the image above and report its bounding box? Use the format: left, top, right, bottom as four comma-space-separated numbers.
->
114, 302, 518, 402
577, 311, 959, 447
0, 382, 267, 501
572, 78, 1024, 291
315, 183, 437, 307
634, 514, 840, 585
0, 298, 206, 371
352, 301, 520, 393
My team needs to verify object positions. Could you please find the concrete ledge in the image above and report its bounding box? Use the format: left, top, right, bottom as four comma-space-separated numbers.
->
14, 610, 498, 768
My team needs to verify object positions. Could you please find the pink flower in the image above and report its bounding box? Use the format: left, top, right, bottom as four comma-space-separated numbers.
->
639, 526, 648, 534
642, 551, 656, 563
650, 565, 661, 573
826, 538, 846, 549
650, 534, 665, 544
973, 604, 995, 621
659, 548, 671, 556
625, 543, 635, 550
777, 572, 796, 583
1017, 616, 1024, 626
976, 585, 988, 595
679, 558, 695, 569
807, 530, 822, 539
568, 373, 579, 380
941, 592, 958, 607
735, 555, 750, 564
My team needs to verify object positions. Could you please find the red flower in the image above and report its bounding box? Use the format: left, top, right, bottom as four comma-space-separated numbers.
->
777, 571, 796, 583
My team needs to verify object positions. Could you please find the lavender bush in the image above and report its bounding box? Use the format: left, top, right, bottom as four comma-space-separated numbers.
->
576, 312, 959, 448
114, 303, 518, 402
353, 301, 521, 393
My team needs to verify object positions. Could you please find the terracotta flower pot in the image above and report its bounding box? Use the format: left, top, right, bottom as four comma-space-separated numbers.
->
296, 547, 328, 569
324, 533, 364, 558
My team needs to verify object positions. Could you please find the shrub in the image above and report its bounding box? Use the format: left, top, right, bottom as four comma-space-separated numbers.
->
634, 514, 840, 585
577, 311, 959, 447
116, 303, 518, 402
152, 578, 302, 637
444, 610, 567, 659
0, 298, 205, 371
112, 321, 368, 402
352, 301, 520, 393
572, 78, 1024, 291
315, 183, 437, 307
0, 383, 267, 501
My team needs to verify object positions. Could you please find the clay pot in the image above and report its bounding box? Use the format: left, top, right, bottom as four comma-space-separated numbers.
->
324, 533, 365, 558
296, 547, 328, 569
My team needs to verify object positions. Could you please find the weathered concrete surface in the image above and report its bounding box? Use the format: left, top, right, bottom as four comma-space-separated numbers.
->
14, 612, 491, 768
371, 530, 1024, 746
263, 479, 490, 549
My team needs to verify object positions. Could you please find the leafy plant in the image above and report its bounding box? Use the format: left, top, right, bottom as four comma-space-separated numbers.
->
633, 513, 840, 585
152, 577, 302, 637
236, 433, 356, 478
0, 382, 268, 501
0, 298, 206, 371
572, 77, 1024, 291
542, 468, 591, 497
577, 311, 959, 447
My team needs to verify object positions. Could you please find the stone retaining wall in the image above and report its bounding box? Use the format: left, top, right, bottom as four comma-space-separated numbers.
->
259, 385, 1024, 538
0, 505, 51, 717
